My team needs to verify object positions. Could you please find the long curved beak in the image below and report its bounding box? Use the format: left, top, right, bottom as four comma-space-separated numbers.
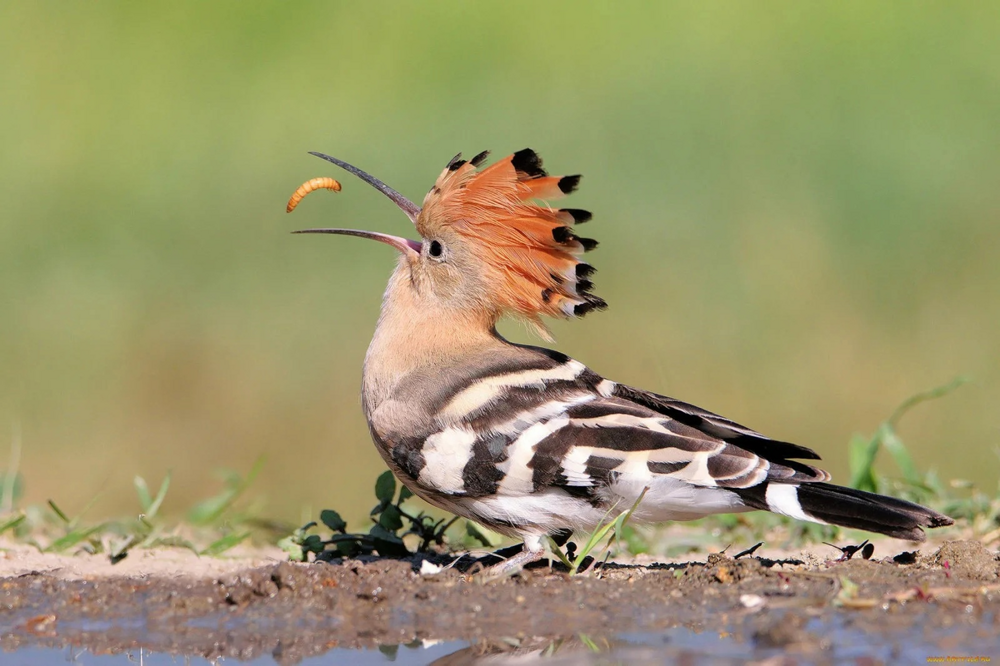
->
293, 153, 423, 255
308, 152, 421, 224
292, 228, 422, 257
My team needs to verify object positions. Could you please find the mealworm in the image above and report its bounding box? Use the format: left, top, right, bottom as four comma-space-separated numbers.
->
286, 177, 342, 213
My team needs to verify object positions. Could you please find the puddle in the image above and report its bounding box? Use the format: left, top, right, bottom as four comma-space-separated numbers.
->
4, 613, 1000, 665
5, 643, 469, 665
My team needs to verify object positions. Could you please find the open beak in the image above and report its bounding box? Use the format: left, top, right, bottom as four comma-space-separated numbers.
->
292, 153, 423, 257
292, 228, 422, 257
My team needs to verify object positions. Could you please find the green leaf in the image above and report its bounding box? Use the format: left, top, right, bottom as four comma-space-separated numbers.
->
278, 535, 306, 561
375, 471, 396, 504
301, 534, 324, 553
335, 538, 363, 558
397, 485, 413, 503
320, 509, 347, 532
465, 522, 494, 548
379, 504, 404, 532
370, 524, 408, 557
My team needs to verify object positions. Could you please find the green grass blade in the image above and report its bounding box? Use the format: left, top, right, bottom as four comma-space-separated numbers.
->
188, 457, 264, 525
200, 531, 251, 556
134, 476, 152, 512
145, 535, 199, 554
145, 472, 171, 520
578, 634, 601, 653
567, 501, 623, 572
46, 523, 106, 552
547, 536, 575, 571
243, 455, 266, 488
607, 487, 648, 556
576, 515, 618, 567
557, 488, 649, 574
887, 376, 969, 429
849, 433, 880, 492
47, 499, 70, 524
880, 426, 924, 486
187, 489, 237, 525
0, 513, 25, 535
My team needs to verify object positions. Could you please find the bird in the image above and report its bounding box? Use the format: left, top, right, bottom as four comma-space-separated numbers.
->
291, 148, 953, 573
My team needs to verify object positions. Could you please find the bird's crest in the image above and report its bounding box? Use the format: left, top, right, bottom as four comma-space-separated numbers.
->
417, 149, 606, 332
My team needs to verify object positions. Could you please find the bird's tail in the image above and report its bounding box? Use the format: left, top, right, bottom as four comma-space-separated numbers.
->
738, 482, 953, 541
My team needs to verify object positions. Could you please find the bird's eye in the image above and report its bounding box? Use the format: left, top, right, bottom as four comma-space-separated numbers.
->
428, 240, 443, 258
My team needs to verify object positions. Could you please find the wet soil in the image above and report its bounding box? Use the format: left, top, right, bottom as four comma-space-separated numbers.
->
0, 540, 998, 664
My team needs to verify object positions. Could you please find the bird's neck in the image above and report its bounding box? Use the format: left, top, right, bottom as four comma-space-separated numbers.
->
362, 260, 501, 412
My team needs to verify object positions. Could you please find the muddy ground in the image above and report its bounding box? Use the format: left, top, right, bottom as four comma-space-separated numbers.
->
0, 539, 998, 664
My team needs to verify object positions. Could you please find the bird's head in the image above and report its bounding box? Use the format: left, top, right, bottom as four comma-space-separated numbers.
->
293, 149, 605, 338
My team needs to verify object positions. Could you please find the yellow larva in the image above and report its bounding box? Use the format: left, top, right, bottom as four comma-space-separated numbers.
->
286, 177, 342, 213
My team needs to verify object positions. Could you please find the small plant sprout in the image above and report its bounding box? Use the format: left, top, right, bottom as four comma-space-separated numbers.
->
188, 456, 266, 526
0, 453, 273, 563
849, 376, 968, 499
279, 471, 461, 562
549, 487, 648, 575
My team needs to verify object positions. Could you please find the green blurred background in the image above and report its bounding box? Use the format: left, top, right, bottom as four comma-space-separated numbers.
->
2, 2, 998, 527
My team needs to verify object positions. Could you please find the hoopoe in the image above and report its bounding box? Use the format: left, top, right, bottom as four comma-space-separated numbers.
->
292, 149, 953, 573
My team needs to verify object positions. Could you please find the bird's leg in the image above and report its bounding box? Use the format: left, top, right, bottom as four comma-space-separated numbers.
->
481, 534, 545, 578
482, 547, 543, 577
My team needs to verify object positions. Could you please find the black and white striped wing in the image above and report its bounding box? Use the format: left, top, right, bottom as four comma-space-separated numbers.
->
523, 394, 829, 500
391, 354, 826, 518
375, 348, 949, 540
437, 379, 833, 533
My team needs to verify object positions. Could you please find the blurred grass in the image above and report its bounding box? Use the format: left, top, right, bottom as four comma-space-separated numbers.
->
1, 2, 998, 525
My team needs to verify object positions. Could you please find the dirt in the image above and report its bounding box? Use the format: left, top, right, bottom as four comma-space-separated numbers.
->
0, 539, 998, 664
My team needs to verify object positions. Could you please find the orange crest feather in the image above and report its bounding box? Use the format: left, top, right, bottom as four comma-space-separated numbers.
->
417, 149, 605, 326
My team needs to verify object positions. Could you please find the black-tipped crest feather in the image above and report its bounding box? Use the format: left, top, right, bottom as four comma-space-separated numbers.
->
511, 148, 547, 178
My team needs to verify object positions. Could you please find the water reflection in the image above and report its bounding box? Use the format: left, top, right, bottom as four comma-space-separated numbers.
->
5, 614, 1000, 665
